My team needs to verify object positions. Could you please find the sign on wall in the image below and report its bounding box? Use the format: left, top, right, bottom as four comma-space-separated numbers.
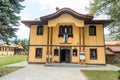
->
80, 52, 85, 60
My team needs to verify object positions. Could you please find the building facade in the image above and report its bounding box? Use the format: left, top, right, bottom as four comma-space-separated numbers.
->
0, 42, 24, 55
105, 41, 120, 63
22, 8, 110, 64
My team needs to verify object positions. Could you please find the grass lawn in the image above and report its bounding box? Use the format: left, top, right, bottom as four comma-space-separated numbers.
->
111, 62, 120, 67
0, 55, 27, 66
0, 66, 24, 76
82, 70, 119, 80
0, 55, 27, 76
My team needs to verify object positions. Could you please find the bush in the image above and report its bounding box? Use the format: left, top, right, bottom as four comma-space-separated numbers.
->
0, 70, 3, 77
118, 70, 120, 80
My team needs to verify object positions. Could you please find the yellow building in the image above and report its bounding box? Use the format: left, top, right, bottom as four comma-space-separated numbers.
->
22, 8, 111, 64
0, 42, 24, 55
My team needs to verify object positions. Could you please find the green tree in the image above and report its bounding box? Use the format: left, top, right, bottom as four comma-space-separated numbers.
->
21, 38, 29, 54
11, 38, 29, 54
0, 0, 24, 43
12, 38, 21, 44
89, 0, 120, 39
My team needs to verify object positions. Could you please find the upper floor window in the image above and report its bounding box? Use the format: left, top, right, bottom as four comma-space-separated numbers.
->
58, 25, 73, 37
37, 25, 43, 35
89, 25, 96, 36
90, 49, 97, 60
35, 48, 42, 58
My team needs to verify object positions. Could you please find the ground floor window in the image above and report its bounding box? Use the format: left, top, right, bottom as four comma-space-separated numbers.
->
35, 48, 42, 58
73, 48, 77, 56
54, 49, 59, 56
90, 49, 97, 60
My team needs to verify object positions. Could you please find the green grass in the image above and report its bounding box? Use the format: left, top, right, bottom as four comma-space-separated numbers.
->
0, 66, 24, 76
111, 62, 120, 67
82, 70, 119, 80
0, 55, 27, 66
0, 55, 27, 76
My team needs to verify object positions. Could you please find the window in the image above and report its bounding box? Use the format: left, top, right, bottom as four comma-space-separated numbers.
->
90, 49, 97, 60
89, 26, 96, 36
36, 48, 42, 58
37, 25, 43, 35
73, 48, 77, 56
54, 48, 59, 56
58, 25, 73, 37
58, 25, 64, 37
68, 25, 73, 37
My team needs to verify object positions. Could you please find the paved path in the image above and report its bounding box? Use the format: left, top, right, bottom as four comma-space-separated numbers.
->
0, 62, 87, 80
0, 62, 120, 80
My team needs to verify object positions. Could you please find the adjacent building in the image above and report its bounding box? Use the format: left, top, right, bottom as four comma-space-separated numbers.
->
22, 8, 111, 64
105, 41, 120, 63
0, 42, 24, 55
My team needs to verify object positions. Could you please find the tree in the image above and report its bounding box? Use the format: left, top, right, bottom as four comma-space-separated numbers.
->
0, 0, 24, 43
11, 38, 29, 54
21, 38, 29, 54
89, 0, 120, 39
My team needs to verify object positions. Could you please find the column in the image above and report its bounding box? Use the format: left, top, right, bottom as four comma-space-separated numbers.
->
47, 27, 50, 63
80, 27, 85, 64
50, 27, 53, 63
81, 27, 85, 51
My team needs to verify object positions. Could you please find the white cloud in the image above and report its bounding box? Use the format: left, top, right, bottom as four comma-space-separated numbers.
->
28, 0, 91, 14
16, 0, 109, 39
16, 24, 30, 39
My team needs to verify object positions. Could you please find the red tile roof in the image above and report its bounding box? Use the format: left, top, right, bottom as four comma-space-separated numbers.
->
105, 49, 115, 55
108, 47, 120, 52
105, 41, 120, 45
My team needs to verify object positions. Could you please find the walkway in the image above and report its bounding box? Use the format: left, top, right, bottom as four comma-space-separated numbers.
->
0, 62, 87, 80
0, 62, 120, 80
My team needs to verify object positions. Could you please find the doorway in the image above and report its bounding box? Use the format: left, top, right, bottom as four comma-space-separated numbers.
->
60, 48, 71, 63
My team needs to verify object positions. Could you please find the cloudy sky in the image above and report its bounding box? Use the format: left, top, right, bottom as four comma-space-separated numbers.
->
17, 0, 109, 39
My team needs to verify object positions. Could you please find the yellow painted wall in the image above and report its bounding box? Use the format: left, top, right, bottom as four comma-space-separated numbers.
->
48, 14, 84, 27
28, 14, 105, 64
52, 24, 79, 45
0, 47, 14, 55
30, 25, 48, 45
85, 47, 106, 64
28, 46, 47, 63
84, 24, 104, 46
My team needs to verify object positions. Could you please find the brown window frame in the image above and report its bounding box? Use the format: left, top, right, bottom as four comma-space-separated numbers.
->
54, 48, 59, 56
58, 25, 73, 37
35, 48, 42, 58
37, 25, 44, 35
89, 25, 96, 36
90, 49, 97, 60
73, 48, 77, 56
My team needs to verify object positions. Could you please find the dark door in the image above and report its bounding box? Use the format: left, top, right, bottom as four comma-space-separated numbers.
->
60, 49, 71, 63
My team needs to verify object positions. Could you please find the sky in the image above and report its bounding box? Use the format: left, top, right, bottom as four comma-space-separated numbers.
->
17, 0, 109, 39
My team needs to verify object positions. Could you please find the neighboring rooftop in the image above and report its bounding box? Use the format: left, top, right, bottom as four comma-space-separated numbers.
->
0, 42, 23, 49
105, 41, 120, 45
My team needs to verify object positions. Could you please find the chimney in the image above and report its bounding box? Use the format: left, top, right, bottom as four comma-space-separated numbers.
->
56, 7, 59, 11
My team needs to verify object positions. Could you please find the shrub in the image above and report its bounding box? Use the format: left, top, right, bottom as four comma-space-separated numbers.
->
118, 70, 120, 80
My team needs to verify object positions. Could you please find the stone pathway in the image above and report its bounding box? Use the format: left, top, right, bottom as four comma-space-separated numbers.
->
0, 62, 120, 80
0, 62, 87, 80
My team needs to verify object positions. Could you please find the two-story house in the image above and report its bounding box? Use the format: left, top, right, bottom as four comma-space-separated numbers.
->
22, 8, 110, 64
